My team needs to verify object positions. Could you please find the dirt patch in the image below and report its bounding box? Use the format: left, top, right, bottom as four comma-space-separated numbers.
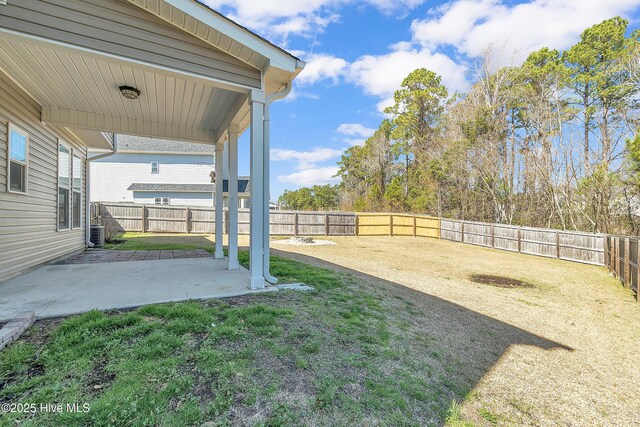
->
469, 274, 534, 289
86, 359, 116, 395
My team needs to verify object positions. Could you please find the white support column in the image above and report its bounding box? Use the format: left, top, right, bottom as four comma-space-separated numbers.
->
222, 140, 229, 179
227, 124, 240, 270
214, 142, 224, 259
249, 89, 265, 289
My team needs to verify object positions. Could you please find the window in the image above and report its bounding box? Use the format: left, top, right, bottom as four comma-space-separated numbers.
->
154, 197, 170, 205
58, 143, 71, 230
8, 124, 28, 193
151, 161, 159, 174
72, 155, 82, 228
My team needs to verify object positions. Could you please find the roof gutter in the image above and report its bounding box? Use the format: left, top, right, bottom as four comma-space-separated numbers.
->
85, 134, 118, 247
262, 80, 293, 284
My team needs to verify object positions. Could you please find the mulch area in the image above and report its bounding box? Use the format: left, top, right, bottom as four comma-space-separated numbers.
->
57, 249, 212, 264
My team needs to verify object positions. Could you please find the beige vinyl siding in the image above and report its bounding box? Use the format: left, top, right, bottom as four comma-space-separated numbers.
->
0, 0, 261, 89
0, 71, 86, 282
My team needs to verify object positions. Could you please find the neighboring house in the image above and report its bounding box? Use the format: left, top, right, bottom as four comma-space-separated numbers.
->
90, 135, 251, 207
0, 0, 304, 284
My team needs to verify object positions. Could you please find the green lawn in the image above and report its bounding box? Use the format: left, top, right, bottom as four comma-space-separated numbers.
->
0, 251, 470, 426
103, 232, 215, 252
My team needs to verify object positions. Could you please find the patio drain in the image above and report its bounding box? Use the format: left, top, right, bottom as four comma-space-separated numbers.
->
469, 274, 534, 289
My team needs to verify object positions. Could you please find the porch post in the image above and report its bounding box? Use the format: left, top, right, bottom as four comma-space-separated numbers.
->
214, 142, 224, 259
249, 89, 265, 289
227, 124, 240, 270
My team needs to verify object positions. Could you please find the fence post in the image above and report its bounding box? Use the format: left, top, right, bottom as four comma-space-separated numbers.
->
517, 227, 522, 253
294, 212, 299, 236
636, 240, 640, 302
461, 221, 465, 243
389, 214, 393, 236
413, 215, 417, 237
615, 237, 620, 280
556, 231, 560, 259
624, 237, 630, 288
141, 204, 146, 233
185, 207, 191, 234
325, 212, 329, 236
491, 224, 495, 248
355, 214, 359, 236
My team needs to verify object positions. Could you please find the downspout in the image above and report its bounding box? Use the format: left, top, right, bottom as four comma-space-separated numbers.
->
85, 134, 118, 247
263, 81, 293, 284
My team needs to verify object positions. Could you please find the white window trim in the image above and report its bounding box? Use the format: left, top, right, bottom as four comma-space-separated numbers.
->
57, 140, 71, 232
7, 123, 29, 195
151, 161, 159, 174
72, 154, 83, 229
155, 197, 162, 205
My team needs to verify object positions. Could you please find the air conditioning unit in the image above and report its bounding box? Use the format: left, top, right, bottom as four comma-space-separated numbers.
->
90, 225, 105, 247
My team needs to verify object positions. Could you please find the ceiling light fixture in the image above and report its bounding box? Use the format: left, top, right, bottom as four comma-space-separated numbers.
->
119, 85, 141, 100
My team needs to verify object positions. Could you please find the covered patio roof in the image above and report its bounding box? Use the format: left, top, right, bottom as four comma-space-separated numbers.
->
0, 0, 305, 290
0, 0, 304, 146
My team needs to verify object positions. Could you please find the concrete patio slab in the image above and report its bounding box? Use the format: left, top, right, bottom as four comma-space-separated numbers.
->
0, 258, 273, 321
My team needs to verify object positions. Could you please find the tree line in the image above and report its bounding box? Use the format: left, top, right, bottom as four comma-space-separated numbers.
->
335, 17, 640, 234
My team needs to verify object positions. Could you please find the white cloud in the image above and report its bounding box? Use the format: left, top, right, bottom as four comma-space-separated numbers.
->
347, 48, 468, 112
209, 0, 429, 41
271, 147, 344, 164
272, 147, 344, 186
336, 123, 376, 138
411, 0, 640, 63
296, 53, 349, 85
278, 166, 341, 186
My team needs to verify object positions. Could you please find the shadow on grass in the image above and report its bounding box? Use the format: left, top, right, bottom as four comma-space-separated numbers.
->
267, 247, 574, 422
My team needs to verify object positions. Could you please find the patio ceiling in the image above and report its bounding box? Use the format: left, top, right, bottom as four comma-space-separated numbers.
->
0, 33, 243, 144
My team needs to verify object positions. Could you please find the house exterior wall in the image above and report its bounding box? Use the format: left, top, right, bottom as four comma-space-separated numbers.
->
90, 152, 214, 203
0, 0, 261, 90
133, 191, 212, 207
0, 71, 87, 282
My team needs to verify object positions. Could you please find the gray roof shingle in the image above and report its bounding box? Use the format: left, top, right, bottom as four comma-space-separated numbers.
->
128, 177, 250, 194
117, 135, 215, 154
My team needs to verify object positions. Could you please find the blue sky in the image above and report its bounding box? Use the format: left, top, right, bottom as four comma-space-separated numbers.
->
207, 0, 640, 200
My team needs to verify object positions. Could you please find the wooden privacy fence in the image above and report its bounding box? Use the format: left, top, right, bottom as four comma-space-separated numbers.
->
356, 213, 440, 238
92, 203, 355, 236
236, 210, 356, 236
440, 218, 605, 266
605, 236, 640, 301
